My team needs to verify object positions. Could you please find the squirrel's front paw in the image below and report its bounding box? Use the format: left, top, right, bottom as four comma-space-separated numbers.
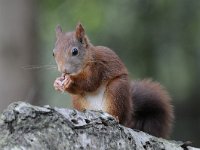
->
54, 75, 73, 92
63, 75, 73, 89
54, 76, 65, 92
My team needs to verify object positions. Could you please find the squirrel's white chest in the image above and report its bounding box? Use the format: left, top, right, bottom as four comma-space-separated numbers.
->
84, 84, 107, 111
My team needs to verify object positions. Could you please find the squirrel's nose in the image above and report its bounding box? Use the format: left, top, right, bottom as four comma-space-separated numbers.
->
58, 66, 67, 74
63, 68, 70, 74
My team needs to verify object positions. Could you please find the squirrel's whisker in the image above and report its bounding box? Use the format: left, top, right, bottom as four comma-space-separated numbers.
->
21, 65, 57, 70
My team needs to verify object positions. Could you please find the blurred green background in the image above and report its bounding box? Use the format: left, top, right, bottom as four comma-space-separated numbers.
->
0, 0, 200, 147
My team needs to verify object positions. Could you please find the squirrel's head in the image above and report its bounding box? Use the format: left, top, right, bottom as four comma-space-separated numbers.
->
53, 23, 90, 76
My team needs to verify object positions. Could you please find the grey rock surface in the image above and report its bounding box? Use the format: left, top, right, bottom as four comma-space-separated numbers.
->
0, 101, 198, 150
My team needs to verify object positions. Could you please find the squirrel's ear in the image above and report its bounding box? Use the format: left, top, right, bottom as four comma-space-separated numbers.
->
75, 23, 85, 43
55, 25, 63, 38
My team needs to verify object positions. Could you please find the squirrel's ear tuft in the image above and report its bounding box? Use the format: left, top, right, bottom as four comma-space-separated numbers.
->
75, 23, 85, 43
56, 25, 63, 38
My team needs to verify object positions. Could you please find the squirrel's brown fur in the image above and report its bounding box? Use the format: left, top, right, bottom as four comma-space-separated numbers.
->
53, 23, 174, 138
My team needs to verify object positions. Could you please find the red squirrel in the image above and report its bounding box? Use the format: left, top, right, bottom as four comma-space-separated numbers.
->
53, 23, 174, 138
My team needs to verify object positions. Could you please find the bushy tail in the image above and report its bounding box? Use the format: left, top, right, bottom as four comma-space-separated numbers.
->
130, 79, 174, 138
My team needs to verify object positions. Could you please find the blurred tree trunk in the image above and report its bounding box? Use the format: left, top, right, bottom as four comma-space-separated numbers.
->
0, 0, 39, 112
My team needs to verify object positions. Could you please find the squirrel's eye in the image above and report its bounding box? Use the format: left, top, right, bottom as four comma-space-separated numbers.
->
72, 48, 78, 56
